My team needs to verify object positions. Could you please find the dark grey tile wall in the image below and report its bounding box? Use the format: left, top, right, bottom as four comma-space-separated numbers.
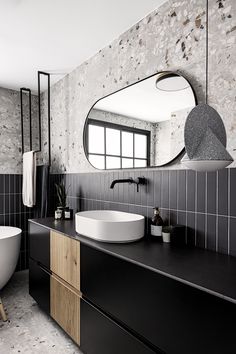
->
0, 174, 33, 271
49, 168, 236, 258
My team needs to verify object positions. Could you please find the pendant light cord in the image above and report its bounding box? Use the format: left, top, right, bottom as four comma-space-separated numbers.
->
206, 0, 209, 105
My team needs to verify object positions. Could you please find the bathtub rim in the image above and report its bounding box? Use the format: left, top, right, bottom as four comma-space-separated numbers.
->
0, 226, 22, 240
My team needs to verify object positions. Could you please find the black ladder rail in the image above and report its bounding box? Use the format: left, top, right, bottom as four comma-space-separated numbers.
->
20, 88, 32, 153
38, 71, 51, 166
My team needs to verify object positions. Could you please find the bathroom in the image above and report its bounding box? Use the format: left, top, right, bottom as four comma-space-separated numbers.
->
0, 0, 236, 353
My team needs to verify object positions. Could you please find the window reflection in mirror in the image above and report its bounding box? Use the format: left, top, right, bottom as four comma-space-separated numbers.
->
84, 71, 196, 170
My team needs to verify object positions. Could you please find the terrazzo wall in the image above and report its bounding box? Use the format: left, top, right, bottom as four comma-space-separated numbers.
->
39, 0, 235, 173
0, 87, 39, 174
39, 0, 207, 173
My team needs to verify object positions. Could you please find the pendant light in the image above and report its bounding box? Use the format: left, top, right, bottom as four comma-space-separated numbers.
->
181, 0, 233, 171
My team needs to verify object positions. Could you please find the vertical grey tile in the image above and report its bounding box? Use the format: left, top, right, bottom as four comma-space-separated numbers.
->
100, 173, 105, 201
169, 170, 177, 210
218, 169, 228, 216
186, 212, 195, 246
128, 171, 135, 205
112, 171, 119, 203
217, 216, 228, 255
153, 171, 161, 208
0, 214, 5, 225
0, 195, 4, 214
207, 215, 216, 252
4, 174, 10, 194
177, 170, 186, 211
196, 213, 205, 249
161, 170, 169, 209
123, 170, 130, 204
196, 172, 206, 213
229, 217, 236, 257
0, 175, 4, 194
134, 171, 142, 206
186, 170, 196, 212
170, 210, 177, 226
160, 208, 170, 226
207, 171, 216, 214
147, 171, 154, 207
106, 172, 114, 202
140, 171, 148, 207
230, 168, 236, 216
9, 174, 14, 194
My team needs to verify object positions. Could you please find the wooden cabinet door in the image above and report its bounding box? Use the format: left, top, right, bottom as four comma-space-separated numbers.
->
50, 275, 80, 345
50, 231, 80, 290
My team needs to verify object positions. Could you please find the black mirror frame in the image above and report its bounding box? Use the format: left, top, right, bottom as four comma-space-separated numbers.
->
83, 70, 198, 171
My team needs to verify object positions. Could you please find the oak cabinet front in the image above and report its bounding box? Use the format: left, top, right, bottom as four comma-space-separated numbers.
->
50, 231, 80, 290
50, 275, 80, 345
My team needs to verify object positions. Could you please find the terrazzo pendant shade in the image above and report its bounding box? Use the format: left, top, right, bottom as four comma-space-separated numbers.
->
181, 104, 233, 172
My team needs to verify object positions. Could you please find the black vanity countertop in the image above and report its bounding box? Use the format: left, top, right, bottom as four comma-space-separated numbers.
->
29, 218, 236, 304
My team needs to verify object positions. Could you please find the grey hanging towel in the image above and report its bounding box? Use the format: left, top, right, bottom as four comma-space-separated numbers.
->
35, 165, 50, 218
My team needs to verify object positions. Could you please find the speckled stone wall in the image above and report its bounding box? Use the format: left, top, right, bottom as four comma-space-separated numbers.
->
208, 0, 236, 161
0, 87, 38, 174
0, 88, 38, 271
39, 0, 207, 173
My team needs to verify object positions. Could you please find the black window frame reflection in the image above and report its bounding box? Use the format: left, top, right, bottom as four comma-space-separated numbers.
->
85, 119, 150, 170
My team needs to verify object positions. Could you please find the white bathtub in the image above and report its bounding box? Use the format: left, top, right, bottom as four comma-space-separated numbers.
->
0, 226, 21, 290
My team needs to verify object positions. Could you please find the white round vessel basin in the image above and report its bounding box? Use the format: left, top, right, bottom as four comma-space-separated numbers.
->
75, 210, 144, 243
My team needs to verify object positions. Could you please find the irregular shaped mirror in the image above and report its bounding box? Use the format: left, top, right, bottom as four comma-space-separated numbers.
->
84, 71, 197, 170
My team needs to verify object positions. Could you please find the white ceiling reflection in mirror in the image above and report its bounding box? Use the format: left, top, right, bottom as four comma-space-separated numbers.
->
84, 71, 197, 170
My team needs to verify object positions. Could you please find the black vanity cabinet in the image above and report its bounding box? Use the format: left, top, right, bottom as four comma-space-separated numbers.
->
81, 244, 236, 354
28, 221, 155, 354
29, 221, 50, 268
29, 222, 51, 314
29, 258, 50, 314
29, 220, 236, 354
80, 298, 156, 354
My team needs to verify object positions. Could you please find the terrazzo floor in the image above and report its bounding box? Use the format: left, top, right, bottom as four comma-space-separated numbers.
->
0, 270, 82, 354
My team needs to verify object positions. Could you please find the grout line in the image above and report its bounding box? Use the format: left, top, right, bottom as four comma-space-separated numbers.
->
67, 195, 236, 219
228, 169, 231, 255
177, 171, 179, 224
205, 173, 208, 249
168, 171, 170, 225
216, 171, 219, 252
195, 171, 197, 246
185, 170, 187, 244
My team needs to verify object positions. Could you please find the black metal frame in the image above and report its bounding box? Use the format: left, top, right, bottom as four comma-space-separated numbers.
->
83, 70, 198, 170
85, 119, 150, 169
20, 71, 51, 166
20, 88, 32, 153
38, 71, 51, 166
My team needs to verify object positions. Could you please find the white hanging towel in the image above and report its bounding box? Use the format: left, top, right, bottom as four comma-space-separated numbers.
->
22, 151, 36, 207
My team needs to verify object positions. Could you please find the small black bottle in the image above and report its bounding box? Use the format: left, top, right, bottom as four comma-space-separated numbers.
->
150, 207, 163, 240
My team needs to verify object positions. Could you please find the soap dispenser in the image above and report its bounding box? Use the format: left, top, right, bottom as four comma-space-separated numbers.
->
150, 207, 163, 240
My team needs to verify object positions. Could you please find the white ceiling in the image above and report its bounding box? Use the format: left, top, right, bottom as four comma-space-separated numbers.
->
94, 74, 196, 122
0, 0, 167, 93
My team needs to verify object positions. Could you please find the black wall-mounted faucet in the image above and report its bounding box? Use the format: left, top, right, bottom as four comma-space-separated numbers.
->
110, 177, 146, 192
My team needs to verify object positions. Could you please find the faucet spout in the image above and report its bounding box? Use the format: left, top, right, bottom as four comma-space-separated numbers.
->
110, 178, 134, 189
110, 176, 146, 192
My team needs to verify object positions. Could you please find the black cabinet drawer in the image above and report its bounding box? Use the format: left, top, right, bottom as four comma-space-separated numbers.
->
80, 298, 156, 354
81, 244, 236, 354
29, 221, 50, 268
29, 258, 50, 314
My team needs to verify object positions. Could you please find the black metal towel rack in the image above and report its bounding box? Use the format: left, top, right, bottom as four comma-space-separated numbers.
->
20, 71, 51, 166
